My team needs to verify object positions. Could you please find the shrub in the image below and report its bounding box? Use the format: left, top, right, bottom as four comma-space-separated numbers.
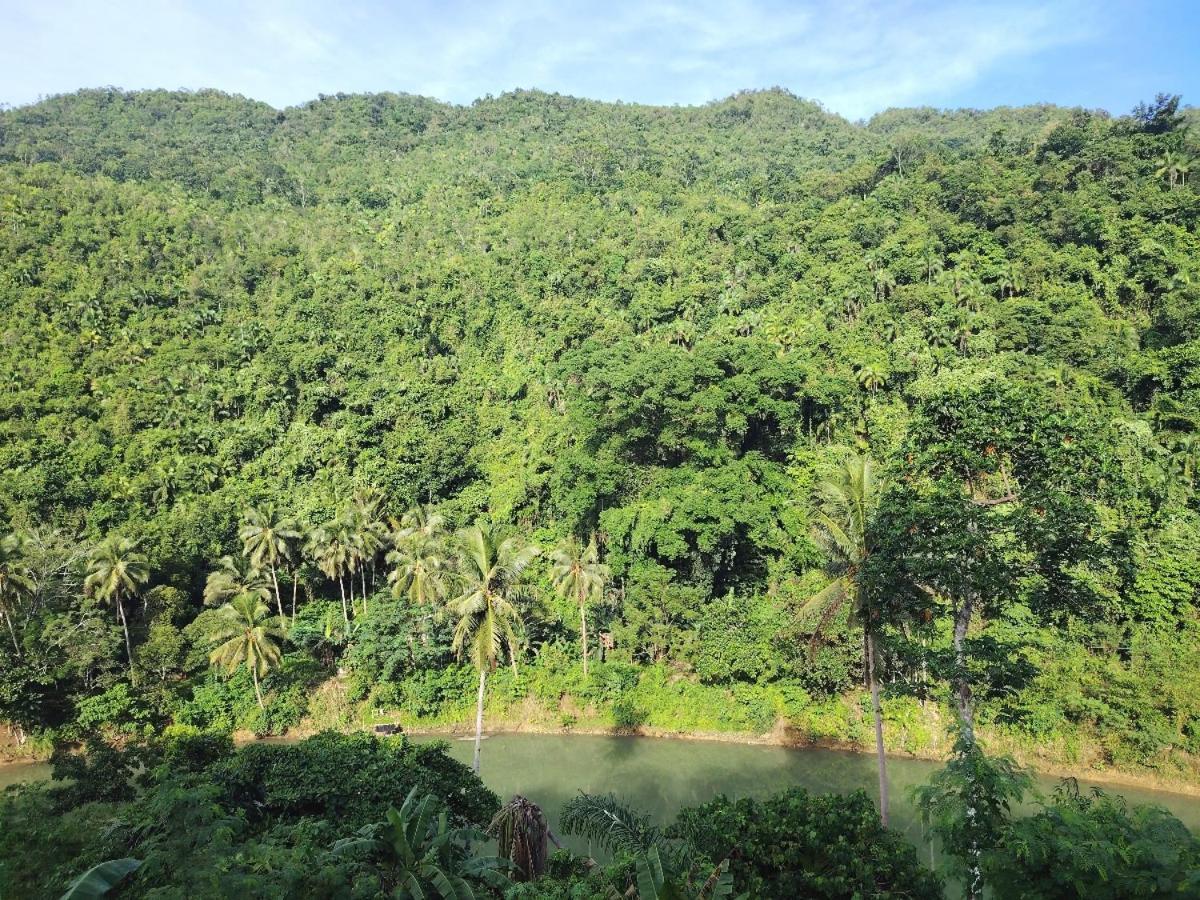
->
671, 788, 943, 898
985, 783, 1200, 899
210, 731, 499, 828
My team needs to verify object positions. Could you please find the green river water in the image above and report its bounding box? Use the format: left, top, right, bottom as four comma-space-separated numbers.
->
4, 733, 1198, 871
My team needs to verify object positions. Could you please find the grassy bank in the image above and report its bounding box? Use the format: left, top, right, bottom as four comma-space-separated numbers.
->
291, 661, 1200, 797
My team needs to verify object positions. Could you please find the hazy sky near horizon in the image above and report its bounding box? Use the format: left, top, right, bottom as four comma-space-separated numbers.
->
4, 1, 1197, 119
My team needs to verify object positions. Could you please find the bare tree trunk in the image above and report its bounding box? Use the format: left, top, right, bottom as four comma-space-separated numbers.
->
338, 578, 349, 623
952, 595, 977, 742
291, 572, 298, 624
3, 609, 19, 655
270, 562, 284, 619
361, 568, 368, 615
117, 596, 136, 686
579, 584, 590, 677
252, 666, 264, 709
865, 628, 890, 826
509, 642, 519, 676
473, 667, 486, 774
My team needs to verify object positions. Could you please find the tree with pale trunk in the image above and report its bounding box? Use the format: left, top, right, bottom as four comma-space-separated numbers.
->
208, 592, 286, 709
446, 523, 538, 774
239, 505, 300, 620
549, 535, 608, 677
84, 536, 149, 684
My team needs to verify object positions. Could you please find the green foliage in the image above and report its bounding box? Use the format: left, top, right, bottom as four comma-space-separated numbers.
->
1, 87, 1200, 864
211, 731, 499, 829
914, 734, 1035, 897
59, 858, 142, 900
986, 782, 1200, 899
332, 787, 511, 898
0, 731, 499, 899
672, 788, 943, 898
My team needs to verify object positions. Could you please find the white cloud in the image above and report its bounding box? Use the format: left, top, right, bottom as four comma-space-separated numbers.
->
0, 0, 1106, 115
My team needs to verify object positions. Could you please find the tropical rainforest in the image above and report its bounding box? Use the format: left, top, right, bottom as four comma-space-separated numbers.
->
1, 86, 1199, 898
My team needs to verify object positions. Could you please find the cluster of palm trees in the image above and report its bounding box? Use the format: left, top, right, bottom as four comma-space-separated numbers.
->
194, 499, 612, 767
67, 495, 610, 772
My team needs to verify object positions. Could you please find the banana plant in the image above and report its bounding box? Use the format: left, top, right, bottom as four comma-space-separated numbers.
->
59, 858, 141, 900
608, 847, 742, 900
332, 787, 510, 899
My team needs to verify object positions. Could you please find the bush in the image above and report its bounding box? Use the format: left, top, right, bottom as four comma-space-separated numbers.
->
72, 682, 155, 737
210, 730, 499, 828
671, 788, 943, 898
985, 783, 1200, 899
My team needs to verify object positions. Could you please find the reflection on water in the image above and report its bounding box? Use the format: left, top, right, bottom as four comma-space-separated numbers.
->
0, 760, 51, 790
414, 733, 1200, 861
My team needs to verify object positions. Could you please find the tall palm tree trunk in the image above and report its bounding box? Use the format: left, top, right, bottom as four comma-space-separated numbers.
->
361, 568, 368, 615
473, 667, 486, 774
338, 578, 349, 623
269, 562, 284, 619
291, 573, 298, 624
3, 609, 19, 655
952, 595, 977, 743
252, 666, 264, 709
116, 596, 136, 685
578, 582, 589, 677
865, 628, 890, 826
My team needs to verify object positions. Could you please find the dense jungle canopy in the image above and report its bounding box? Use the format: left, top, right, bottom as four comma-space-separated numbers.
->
0, 86, 1199, 785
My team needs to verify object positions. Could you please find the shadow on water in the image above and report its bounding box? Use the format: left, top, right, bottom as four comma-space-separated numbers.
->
414, 731, 1200, 868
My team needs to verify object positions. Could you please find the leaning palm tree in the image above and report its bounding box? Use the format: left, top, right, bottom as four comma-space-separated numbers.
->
0, 533, 33, 655
801, 455, 891, 825
549, 536, 609, 677
239, 505, 300, 619
203, 554, 271, 607
84, 536, 149, 683
208, 593, 286, 709
447, 523, 538, 773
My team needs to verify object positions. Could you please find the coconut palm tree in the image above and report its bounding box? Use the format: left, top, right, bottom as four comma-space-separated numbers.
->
1155, 148, 1191, 189
549, 535, 609, 677
84, 536, 149, 683
208, 593, 286, 709
306, 525, 351, 623
447, 523, 538, 773
203, 554, 271, 607
394, 503, 446, 541
239, 505, 300, 619
388, 535, 447, 615
855, 363, 887, 395
0, 533, 33, 655
801, 455, 891, 825
348, 494, 388, 614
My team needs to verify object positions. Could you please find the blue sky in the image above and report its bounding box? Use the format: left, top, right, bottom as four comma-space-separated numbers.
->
4, 1, 1197, 119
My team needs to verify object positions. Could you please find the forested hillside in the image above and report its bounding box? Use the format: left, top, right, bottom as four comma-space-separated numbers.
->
1, 87, 1198, 784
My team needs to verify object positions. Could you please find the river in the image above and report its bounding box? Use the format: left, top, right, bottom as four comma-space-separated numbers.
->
4, 732, 1198, 866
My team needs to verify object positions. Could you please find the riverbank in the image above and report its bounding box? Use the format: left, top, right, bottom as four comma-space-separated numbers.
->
8, 685, 1200, 800
6, 714, 1200, 802
387, 717, 1200, 800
